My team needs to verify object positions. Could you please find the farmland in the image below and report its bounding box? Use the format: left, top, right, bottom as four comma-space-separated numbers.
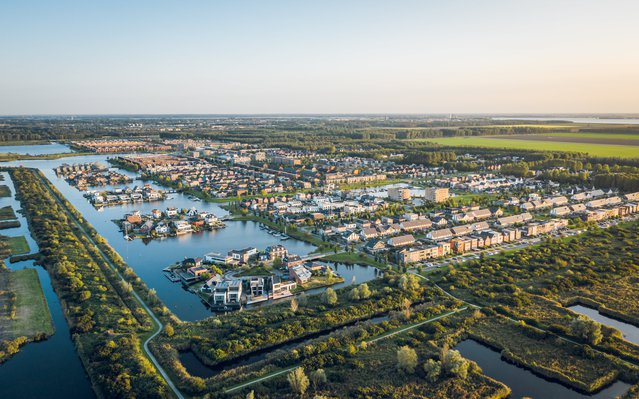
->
418, 134, 639, 158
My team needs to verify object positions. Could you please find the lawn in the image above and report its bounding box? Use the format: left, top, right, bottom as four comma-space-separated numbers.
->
0, 268, 54, 340
416, 137, 639, 158
0, 206, 17, 221
8, 236, 30, 255
0, 185, 10, 197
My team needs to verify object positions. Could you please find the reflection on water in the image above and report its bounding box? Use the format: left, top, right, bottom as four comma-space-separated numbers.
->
455, 340, 629, 399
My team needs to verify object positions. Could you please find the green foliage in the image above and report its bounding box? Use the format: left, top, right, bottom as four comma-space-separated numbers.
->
396, 345, 418, 374
287, 367, 310, 396
570, 316, 603, 345
324, 288, 338, 306
423, 358, 442, 382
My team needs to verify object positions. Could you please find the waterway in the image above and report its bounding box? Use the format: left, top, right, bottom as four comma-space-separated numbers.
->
569, 305, 639, 346
4, 155, 320, 321
455, 339, 630, 399
0, 170, 94, 398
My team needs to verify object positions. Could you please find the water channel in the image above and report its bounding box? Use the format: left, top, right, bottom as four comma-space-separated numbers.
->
456, 340, 630, 399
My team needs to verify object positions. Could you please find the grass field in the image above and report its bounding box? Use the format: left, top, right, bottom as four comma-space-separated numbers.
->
7, 236, 30, 255
0, 268, 54, 340
0, 206, 17, 221
0, 185, 10, 198
418, 136, 639, 158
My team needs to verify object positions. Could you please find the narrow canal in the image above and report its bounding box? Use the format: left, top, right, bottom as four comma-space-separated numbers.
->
0, 169, 94, 398
455, 339, 630, 399
569, 304, 639, 346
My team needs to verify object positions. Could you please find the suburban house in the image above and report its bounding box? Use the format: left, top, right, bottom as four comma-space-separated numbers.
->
228, 247, 258, 264
289, 264, 312, 284
271, 276, 296, 299
265, 244, 288, 261
173, 220, 193, 235
387, 234, 416, 248
364, 239, 387, 253
212, 280, 243, 308
283, 254, 304, 268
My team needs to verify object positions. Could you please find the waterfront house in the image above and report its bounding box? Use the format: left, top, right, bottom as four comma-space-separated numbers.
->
212, 280, 242, 308
289, 264, 312, 284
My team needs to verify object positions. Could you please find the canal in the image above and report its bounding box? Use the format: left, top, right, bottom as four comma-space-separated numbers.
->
569, 304, 639, 346
455, 339, 630, 398
0, 170, 94, 398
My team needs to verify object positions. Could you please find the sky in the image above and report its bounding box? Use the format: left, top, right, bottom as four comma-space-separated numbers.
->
1, 0, 638, 115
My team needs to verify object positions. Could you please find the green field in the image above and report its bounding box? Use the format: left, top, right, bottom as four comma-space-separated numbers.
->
7, 236, 30, 255
0, 268, 54, 340
0, 185, 10, 198
419, 136, 639, 158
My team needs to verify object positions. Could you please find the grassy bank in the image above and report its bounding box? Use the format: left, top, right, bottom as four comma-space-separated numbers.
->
0, 185, 10, 197
7, 236, 29, 255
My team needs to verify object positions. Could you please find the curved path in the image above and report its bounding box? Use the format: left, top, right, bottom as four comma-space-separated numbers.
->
35, 171, 184, 399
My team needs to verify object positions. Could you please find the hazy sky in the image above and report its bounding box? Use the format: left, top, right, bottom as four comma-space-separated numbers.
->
1, 0, 638, 115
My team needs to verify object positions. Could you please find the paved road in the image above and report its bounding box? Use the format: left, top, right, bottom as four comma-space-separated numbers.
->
35, 171, 185, 399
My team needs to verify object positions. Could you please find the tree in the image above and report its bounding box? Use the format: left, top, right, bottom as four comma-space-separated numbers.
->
288, 367, 310, 396
298, 292, 308, 306
164, 324, 174, 337
441, 349, 469, 379
246, 390, 255, 399
290, 297, 299, 313
324, 288, 337, 305
398, 274, 420, 293
570, 315, 603, 345
310, 368, 327, 389
359, 283, 372, 299
349, 287, 360, 301
397, 346, 418, 374
423, 359, 441, 382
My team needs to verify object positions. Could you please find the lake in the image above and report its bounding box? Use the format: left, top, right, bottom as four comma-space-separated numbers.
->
0, 142, 73, 155
455, 339, 630, 399
569, 305, 639, 346
493, 116, 639, 125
